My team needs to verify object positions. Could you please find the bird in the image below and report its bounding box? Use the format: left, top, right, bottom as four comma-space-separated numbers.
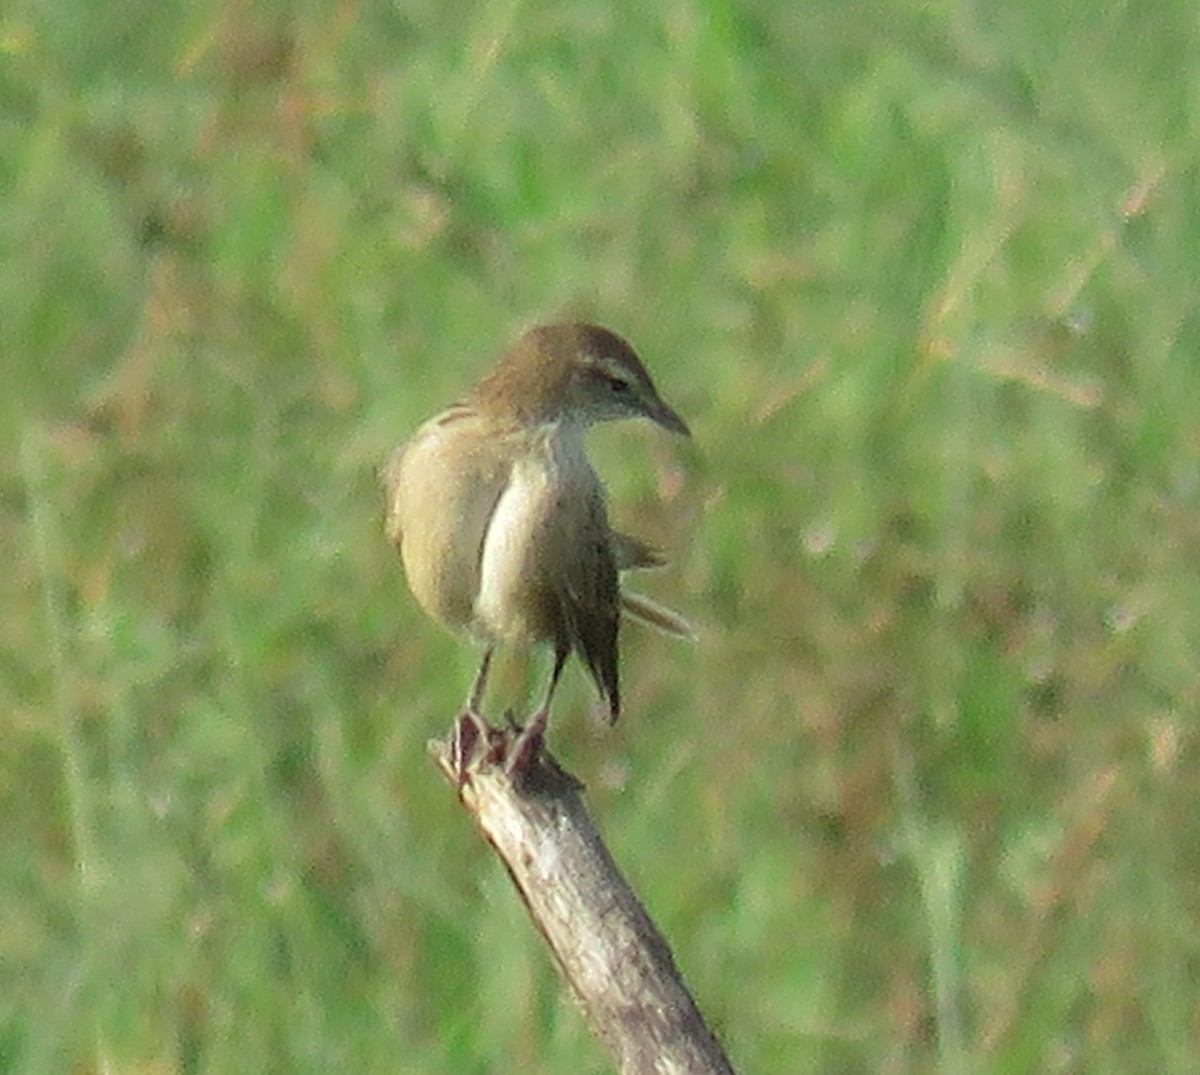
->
382, 322, 691, 770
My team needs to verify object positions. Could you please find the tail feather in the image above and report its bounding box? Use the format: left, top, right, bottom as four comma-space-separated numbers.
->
611, 532, 667, 571
620, 591, 695, 639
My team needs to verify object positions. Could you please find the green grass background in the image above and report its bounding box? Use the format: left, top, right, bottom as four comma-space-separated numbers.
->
4, 1, 1200, 1072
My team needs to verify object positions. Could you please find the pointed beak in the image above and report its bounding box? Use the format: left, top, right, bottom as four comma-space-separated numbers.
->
647, 397, 691, 437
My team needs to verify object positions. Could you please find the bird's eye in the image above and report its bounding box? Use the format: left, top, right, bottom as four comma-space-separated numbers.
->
607, 375, 630, 394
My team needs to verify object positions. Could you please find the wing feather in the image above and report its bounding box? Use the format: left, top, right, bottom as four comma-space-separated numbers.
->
549, 487, 621, 722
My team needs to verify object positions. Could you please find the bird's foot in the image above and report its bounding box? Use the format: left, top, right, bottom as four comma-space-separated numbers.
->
448, 707, 560, 789
504, 708, 548, 778
451, 709, 489, 785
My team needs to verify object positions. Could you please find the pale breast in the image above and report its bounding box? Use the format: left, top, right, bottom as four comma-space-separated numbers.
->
474, 453, 557, 643
473, 426, 605, 646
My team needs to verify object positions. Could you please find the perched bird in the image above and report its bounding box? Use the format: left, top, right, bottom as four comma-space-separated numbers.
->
383, 323, 691, 765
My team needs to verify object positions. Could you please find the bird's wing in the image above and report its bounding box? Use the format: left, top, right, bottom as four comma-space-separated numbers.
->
386, 410, 512, 632
549, 487, 621, 723
383, 404, 485, 548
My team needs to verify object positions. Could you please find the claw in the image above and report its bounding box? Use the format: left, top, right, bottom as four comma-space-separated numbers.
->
504, 708, 548, 778
451, 710, 488, 786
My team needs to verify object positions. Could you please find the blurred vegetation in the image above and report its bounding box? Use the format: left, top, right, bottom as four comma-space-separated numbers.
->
3, 0, 1199, 1072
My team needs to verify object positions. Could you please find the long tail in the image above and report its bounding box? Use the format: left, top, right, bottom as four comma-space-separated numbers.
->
611, 532, 667, 571
620, 591, 695, 639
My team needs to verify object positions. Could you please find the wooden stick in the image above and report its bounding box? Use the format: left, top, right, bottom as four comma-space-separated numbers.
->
430, 719, 737, 1075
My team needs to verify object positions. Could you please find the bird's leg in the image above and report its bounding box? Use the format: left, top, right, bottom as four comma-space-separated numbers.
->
453, 648, 495, 779
467, 647, 494, 715
505, 645, 568, 776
